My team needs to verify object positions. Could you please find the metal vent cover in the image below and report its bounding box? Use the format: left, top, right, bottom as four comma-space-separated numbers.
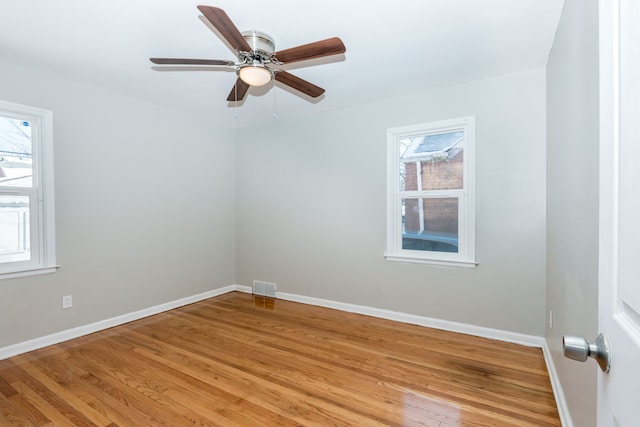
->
253, 280, 277, 298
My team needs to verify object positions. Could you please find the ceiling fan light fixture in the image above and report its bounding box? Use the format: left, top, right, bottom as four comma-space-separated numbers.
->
151, 7, 345, 102
238, 62, 272, 87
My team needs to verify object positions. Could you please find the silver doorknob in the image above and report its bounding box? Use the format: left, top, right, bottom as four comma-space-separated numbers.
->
563, 333, 611, 373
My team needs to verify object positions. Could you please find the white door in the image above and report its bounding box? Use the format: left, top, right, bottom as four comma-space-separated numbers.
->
598, 0, 640, 425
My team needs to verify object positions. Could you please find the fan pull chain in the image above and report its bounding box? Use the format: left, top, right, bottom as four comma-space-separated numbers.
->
272, 79, 278, 120
234, 82, 239, 119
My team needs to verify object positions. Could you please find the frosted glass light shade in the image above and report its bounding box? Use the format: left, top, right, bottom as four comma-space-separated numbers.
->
239, 65, 272, 86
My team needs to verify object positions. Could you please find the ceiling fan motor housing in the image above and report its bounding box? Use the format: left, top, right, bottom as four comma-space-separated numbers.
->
241, 31, 275, 60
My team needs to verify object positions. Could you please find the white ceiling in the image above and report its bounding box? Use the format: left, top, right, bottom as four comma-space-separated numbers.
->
0, 1, 564, 128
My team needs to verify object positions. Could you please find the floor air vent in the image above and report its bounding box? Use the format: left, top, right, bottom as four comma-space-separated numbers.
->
253, 280, 277, 298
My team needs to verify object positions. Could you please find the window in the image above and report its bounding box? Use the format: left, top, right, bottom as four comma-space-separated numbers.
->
0, 100, 56, 278
386, 116, 476, 267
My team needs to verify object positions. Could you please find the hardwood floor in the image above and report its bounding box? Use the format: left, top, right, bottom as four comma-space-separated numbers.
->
0, 292, 560, 426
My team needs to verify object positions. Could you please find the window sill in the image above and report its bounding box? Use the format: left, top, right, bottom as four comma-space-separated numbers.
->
384, 254, 477, 269
0, 266, 60, 280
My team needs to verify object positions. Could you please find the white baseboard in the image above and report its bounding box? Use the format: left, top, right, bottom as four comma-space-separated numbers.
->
1, 283, 543, 360
0, 285, 237, 360
274, 290, 544, 348
542, 339, 573, 427
235, 284, 252, 294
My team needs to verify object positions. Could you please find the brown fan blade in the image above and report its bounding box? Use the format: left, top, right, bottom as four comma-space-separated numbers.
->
275, 71, 325, 98
197, 6, 251, 53
274, 37, 346, 64
226, 78, 251, 102
150, 58, 235, 66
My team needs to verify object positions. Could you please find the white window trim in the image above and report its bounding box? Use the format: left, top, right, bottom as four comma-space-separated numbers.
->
385, 116, 476, 268
0, 100, 57, 279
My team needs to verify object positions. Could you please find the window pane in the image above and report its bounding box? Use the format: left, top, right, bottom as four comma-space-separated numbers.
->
402, 197, 458, 253
0, 116, 33, 188
399, 131, 463, 191
0, 195, 30, 262
399, 138, 412, 191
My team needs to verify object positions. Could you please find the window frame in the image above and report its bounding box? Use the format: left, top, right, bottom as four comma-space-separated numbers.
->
0, 100, 57, 279
385, 116, 476, 268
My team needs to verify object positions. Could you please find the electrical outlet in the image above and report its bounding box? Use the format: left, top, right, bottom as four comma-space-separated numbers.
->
549, 309, 553, 329
62, 295, 73, 309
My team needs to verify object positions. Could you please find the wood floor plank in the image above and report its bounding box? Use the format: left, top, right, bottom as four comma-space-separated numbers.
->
28, 351, 184, 427
15, 361, 113, 426
171, 301, 557, 424
122, 333, 393, 426
4, 386, 52, 426
123, 319, 417, 424
97, 335, 297, 427
9, 380, 70, 426
0, 390, 39, 427
134, 322, 471, 425
55, 344, 221, 426
0, 292, 560, 426
144, 312, 456, 422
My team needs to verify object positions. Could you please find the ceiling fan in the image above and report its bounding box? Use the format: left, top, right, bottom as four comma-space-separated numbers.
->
150, 5, 346, 102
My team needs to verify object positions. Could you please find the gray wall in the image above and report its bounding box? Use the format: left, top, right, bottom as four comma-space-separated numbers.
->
0, 53, 550, 352
0, 58, 236, 347
235, 69, 547, 336
546, 0, 600, 425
